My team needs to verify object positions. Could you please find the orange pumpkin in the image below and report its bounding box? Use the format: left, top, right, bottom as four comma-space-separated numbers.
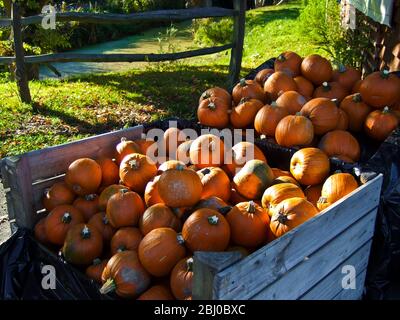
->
144, 176, 164, 207
189, 134, 225, 169
274, 51, 302, 76
176, 140, 193, 165
86, 258, 108, 284
197, 167, 231, 202
137, 285, 174, 300
170, 257, 194, 300
293, 76, 314, 98
364, 107, 399, 141
139, 203, 182, 235
304, 184, 323, 209
157, 160, 186, 175
193, 196, 229, 213
264, 71, 297, 101
34, 218, 48, 244
318, 130, 360, 162
134, 137, 157, 156
255, 68, 274, 86
73, 194, 99, 222
352, 79, 363, 93
254, 101, 289, 136
65, 158, 102, 196
110, 227, 143, 254
229, 185, 250, 205
332, 65, 361, 91
272, 175, 300, 186
43, 182, 75, 212
275, 113, 314, 147
115, 138, 141, 164
339, 93, 371, 132
271, 168, 293, 178
232, 78, 266, 104
313, 81, 348, 102
276, 91, 307, 115
230, 98, 264, 129
199, 87, 232, 106
335, 108, 349, 130
96, 157, 119, 187
164, 127, 186, 156
197, 97, 230, 129
87, 212, 116, 243
98, 184, 128, 211
301, 54, 333, 85
261, 183, 305, 216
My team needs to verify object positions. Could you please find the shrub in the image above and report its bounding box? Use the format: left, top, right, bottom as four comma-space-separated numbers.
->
193, 18, 234, 47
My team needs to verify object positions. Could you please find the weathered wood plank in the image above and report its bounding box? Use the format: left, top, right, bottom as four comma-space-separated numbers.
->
212, 174, 382, 300
0, 44, 233, 65
332, 269, 367, 300
251, 212, 375, 299
300, 241, 371, 300
193, 252, 243, 300
0, 18, 11, 27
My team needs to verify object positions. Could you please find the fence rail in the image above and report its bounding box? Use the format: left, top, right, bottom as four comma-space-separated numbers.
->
1, 0, 246, 103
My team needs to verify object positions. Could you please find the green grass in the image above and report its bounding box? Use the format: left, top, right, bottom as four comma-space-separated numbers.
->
0, 1, 322, 158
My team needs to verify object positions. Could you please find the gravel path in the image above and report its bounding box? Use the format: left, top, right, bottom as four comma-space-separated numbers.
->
0, 178, 11, 245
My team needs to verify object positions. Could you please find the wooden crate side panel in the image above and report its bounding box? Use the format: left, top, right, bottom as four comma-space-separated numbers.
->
213, 175, 382, 300
300, 241, 371, 300
332, 269, 367, 300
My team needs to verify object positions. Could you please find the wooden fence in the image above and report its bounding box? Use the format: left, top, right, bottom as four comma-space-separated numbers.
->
0, 0, 246, 103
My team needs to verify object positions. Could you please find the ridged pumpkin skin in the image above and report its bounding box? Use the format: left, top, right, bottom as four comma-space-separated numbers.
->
139, 204, 182, 236
158, 166, 203, 207
144, 176, 164, 207
193, 196, 229, 212
313, 81, 348, 102
199, 87, 232, 106
115, 138, 141, 164
230, 98, 264, 129
197, 97, 230, 129
270, 197, 319, 237
233, 159, 274, 200
100, 250, 151, 298
226, 201, 270, 247
65, 158, 102, 196
276, 91, 307, 115
272, 175, 300, 186
86, 259, 108, 284
332, 65, 361, 91
96, 157, 119, 187
255, 68, 274, 86
264, 71, 297, 101
137, 285, 174, 300
301, 54, 333, 85
293, 76, 314, 98
339, 93, 371, 132
106, 189, 145, 228
197, 167, 231, 202
62, 224, 103, 266
359, 70, 400, 108
110, 227, 143, 254
88, 212, 116, 243
98, 184, 128, 211
304, 184, 323, 209
254, 102, 289, 136
138, 227, 186, 277
176, 140, 193, 165
73, 194, 99, 222
182, 209, 230, 252
290, 148, 330, 186
261, 183, 305, 216
364, 107, 399, 141
43, 182, 76, 212
317, 173, 358, 210
274, 51, 302, 77
232, 78, 266, 104
225, 142, 267, 177
275, 114, 314, 147
157, 160, 186, 175
170, 257, 194, 300
119, 153, 158, 193
318, 130, 360, 162
300, 98, 340, 135
189, 134, 225, 169
336, 108, 349, 130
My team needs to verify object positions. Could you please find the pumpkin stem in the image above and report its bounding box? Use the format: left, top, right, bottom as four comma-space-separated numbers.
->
218, 206, 232, 215
201, 168, 211, 175
239, 78, 247, 87
93, 258, 102, 266
270, 101, 278, 108
117, 246, 126, 253
338, 64, 346, 73
247, 201, 256, 213
186, 257, 194, 272
61, 212, 72, 224
208, 102, 216, 110
277, 212, 288, 224
322, 82, 331, 91
100, 278, 116, 295
277, 54, 286, 62
352, 93, 362, 103
81, 225, 91, 239
331, 98, 339, 106
85, 194, 97, 201
382, 106, 390, 114
177, 233, 185, 245
208, 215, 219, 225
175, 164, 186, 171
334, 170, 342, 174
129, 159, 139, 169
102, 215, 109, 225
202, 92, 211, 100
239, 97, 250, 104
380, 69, 390, 79
119, 188, 129, 195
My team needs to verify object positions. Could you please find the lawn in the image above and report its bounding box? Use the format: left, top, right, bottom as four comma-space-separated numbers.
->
0, 1, 323, 158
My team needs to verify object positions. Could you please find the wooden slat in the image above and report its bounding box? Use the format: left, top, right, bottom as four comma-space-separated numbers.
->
251, 213, 375, 299
332, 269, 367, 300
300, 241, 371, 300
0, 18, 11, 27
211, 174, 382, 300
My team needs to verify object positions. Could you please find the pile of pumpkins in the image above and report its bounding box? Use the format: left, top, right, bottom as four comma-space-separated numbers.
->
198, 51, 400, 163
34, 129, 360, 300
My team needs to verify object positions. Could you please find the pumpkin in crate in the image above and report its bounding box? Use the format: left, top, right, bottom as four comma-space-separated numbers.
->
164, 127, 186, 155
199, 87, 232, 106
270, 197, 319, 237
226, 201, 270, 247
290, 148, 330, 185
364, 107, 399, 141
86, 258, 108, 284
255, 68, 274, 86
34, 218, 48, 244
313, 82, 348, 102
144, 176, 164, 207
272, 175, 300, 186
197, 167, 231, 202
318, 130, 360, 162
170, 257, 194, 300
62, 224, 103, 266
115, 138, 141, 164
110, 227, 143, 254
276, 91, 307, 115
233, 159, 274, 199
158, 165, 203, 207
137, 285, 174, 300
261, 183, 305, 217
300, 54, 333, 85
264, 71, 297, 101
304, 184, 323, 209
44, 205, 84, 246
193, 196, 230, 213
98, 184, 128, 211
96, 157, 119, 187
88, 212, 116, 243
176, 139, 193, 165
300, 98, 340, 135
182, 209, 230, 252
134, 137, 157, 156
229, 185, 249, 205
335, 108, 349, 130
224, 141, 267, 177
230, 98, 264, 129
157, 160, 186, 175
359, 70, 400, 108
100, 250, 151, 298
119, 153, 157, 193
275, 113, 314, 147
73, 194, 99, 221
43, 182, 76, 212
139, 204, 182, 236
106, 189, 145, 228
254, 101, 289, 136
332, 65, 361, 91
232, 78, 266, 104
293, 76, 314, 98
138, 227, 186, 277
317, 172, 358, 210
65, 158, 102, 196
339, 93, 371, 132
274, 51, 302, 76
271, 168, 293, 178
352, 79, 362, 93
197, 97, 230, 129
189, 134, 225, 169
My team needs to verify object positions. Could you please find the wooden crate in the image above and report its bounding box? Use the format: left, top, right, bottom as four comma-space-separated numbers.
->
0, 124, 383, 300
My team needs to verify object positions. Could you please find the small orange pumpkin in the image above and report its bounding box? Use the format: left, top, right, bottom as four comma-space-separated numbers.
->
332, 65, 361, 91
199, 87, 232, 106
339, 93, 371, 132
335, 108, 349, 130
364, 107, 399, 141
301, 54, 333, 85
275, 113, 314, 147
86, 258, 108, 284
157, 160, 186, 175
73, 194, 99, 222
304, 184, 323, 209
65, 158, 102, 196
43, 182, 75, 212
144, 176, 164, 207
87, 212, 116, 243
110, 227, 143, 254
197, 97, 230, 129
170, 257, 194, 300
98, 184, 128, 211
232, 78, 266, 104
197, 167, 231, 202
139, 204, 182, 235
274, 51, 302, 76
255, 68, 274, 86
115, 138, 141, 165
230, 98, 264, 129
254, 101, 289, 136
293, 76, 314, 98
264, 71, 297, 101
96, 157, 119, 187
276, 91, 307, 115
189, 134, 225, 169
313, 81, 348, 102
318, 130, 360, 162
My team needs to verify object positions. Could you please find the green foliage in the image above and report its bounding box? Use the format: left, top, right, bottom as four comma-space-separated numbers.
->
193, 18, 234, 47
105, 0, 185, 13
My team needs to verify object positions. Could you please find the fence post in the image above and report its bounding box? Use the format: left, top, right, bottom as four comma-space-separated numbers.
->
227, 0, 246, 89
12, 2, 31, 104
